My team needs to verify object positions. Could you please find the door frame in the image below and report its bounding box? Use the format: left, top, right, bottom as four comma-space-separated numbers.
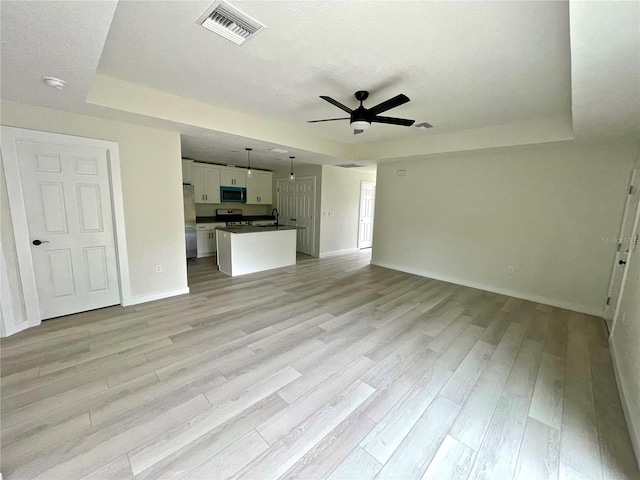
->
1, 126, 131, 334
276, 176, 317, 257
358, 180, 376, 250
604, 161, 640, 325
610, 162, 640, 337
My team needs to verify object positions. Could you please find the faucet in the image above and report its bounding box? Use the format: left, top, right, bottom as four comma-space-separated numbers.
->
271, 208, 279, 226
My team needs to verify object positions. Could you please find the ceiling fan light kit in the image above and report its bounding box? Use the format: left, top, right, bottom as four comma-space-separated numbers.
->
308, 90, 422, 135
351, 119, 371, 131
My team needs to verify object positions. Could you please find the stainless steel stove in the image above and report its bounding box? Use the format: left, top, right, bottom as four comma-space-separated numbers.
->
216, 208, 251, 227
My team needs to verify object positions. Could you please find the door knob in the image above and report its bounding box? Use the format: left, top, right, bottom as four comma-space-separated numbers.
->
32, 240, 49, 246
619, 260, 627, 265
290, 218, 297, 221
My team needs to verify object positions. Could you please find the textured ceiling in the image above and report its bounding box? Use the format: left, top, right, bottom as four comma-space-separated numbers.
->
0, 1, 117, 111
97, 1, 571, 144
1, 1, 638, 172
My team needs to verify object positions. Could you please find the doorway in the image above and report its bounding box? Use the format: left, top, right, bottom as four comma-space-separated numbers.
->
277, 177, 316, 256
605, 163, 640, 330
358, 180, 376, 249
2, 127, 128, 335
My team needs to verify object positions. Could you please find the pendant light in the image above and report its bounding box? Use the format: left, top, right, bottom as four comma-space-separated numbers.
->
289, 156, 295, 182
246, 148, 253, 177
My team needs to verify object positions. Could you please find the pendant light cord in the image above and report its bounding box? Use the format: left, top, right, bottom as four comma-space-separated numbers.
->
246, 147, 252, 176
289, 156, 295, 182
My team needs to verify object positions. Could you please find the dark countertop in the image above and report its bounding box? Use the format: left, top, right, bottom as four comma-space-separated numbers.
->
216, 225, 298, 234
196, 218, 227, 225
196, 215, 276, 223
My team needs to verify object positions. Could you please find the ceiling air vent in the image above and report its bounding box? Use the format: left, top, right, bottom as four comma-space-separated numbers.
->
197, 0, 265, 45
336, 163, 366, 169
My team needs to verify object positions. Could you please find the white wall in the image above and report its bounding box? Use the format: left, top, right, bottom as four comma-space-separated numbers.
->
0, 101, 188, 321
319, 166, 376, 256
88, 75, 355, 161
372, 141, 634, 315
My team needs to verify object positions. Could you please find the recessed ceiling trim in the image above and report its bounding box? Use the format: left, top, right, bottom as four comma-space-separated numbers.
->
196, 0, 265, 45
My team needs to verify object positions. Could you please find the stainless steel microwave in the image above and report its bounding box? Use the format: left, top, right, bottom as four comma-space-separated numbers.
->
220, 186, 246, 203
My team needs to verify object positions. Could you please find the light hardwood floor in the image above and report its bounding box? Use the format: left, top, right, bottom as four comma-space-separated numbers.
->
1, 250, 638, 479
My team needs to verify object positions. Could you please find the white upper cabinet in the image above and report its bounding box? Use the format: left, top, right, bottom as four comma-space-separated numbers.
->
246, 171, 273, 204
191, 164, 221, 203
246, 173, 259, 204
191, 164, 205, 200
220, 168, 246, 188
259, 172, 273, 204
190, 162, 268, 204
203, 168, 221, 203
182, 160, 193, 184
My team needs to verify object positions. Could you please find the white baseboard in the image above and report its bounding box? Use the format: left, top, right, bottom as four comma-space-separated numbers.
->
319, 248, 360, 258
609, 336, 640, 469
124, 287, 190, 306
370, 260, 603, 317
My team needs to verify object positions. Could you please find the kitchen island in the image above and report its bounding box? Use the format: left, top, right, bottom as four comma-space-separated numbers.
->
216, 226, 297, 276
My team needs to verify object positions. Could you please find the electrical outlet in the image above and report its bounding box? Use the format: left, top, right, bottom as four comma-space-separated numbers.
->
507, 266, 514, 274
155, 264, 163, 273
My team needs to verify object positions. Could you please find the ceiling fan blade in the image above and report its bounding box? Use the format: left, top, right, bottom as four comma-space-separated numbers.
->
371, 116, 415, 127
368, 94, 410, 115
320, 96, 353, 114
353, 129, 364, 135
307, 117, 350, 123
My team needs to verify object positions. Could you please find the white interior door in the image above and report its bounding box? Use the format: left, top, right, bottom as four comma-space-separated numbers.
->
611, 183, 640, 339
15, 139, 120, 319
605, 165, 640, 326
358, 180, 376, 249
277, 178, 316, 256
294, 179, 315, 255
